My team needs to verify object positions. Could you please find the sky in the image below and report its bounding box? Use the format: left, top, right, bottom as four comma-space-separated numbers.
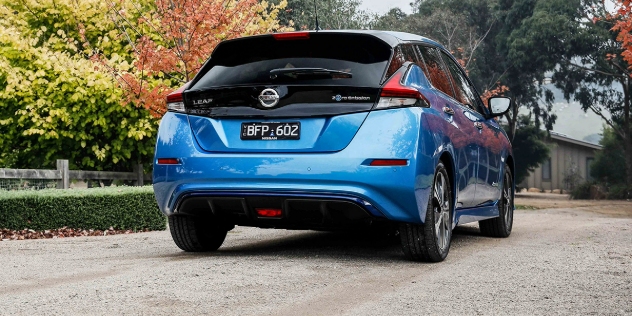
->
358, 0, 414, 15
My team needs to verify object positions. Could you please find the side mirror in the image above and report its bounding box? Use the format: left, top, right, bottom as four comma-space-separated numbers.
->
488, 97, 511, 117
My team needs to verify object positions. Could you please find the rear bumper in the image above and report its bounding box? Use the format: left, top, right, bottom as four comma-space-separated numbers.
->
153, 110, 437, 224
174, 191, 384, 230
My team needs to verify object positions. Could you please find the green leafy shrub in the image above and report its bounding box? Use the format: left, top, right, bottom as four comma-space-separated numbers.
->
590, 127, 627, 184
0, 1, 158, 171
570, 181, 593, 200
0, 186, 165, 231
608, 184, 632, 200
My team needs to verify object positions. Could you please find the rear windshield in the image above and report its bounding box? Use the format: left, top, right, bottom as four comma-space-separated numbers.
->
190, 33, 392, 89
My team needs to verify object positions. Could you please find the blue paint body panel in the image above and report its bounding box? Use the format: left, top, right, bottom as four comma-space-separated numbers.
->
154, 109, 431, 224
188, 112, 369, 153
153, 104, 512, 226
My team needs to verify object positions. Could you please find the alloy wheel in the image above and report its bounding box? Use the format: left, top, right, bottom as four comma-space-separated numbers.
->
433, 171, 451, 252
503, 172, 513, 229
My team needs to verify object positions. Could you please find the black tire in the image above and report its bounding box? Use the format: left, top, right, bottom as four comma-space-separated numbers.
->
479, 164, 514, 238
400, 161, 453, 262
168, 214, 228, 252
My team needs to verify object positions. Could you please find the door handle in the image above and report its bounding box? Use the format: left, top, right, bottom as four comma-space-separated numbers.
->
443, 106, 455, 115
474, 122, 483, 129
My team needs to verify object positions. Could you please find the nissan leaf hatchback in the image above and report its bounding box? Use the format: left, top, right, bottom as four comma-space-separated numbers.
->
153, 30, 514, 262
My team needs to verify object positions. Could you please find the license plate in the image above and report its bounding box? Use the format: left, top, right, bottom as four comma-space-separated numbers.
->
241, 122, 300, 140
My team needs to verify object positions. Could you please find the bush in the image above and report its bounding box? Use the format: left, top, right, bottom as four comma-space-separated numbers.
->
0, 186, 165, 231
570, 181, 593, 200
608, 184, 632, 200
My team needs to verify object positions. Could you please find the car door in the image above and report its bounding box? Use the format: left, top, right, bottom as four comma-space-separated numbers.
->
439, 51, 502, 206
416, 45, 479, 209
477, 113, 505, 205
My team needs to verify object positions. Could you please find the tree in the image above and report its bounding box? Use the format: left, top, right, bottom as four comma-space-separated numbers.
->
505, 116, 551, 185
590, 126, 627, 184
101, 0, 291, 117
272, 0, 374, 30
508, 0, 632, 186
0, 0, 157, 171
374, 6, 487, 69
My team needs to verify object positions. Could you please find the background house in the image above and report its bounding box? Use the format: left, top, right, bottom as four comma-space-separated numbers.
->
520, 131, 602, 192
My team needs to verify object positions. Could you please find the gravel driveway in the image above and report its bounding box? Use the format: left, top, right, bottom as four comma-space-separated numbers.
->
1, 202, 631, 315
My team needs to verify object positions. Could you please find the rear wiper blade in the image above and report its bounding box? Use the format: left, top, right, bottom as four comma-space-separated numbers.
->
269, 68, 352, 79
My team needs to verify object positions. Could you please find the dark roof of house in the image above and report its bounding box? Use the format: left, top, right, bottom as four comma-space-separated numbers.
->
550, 131, 602, 150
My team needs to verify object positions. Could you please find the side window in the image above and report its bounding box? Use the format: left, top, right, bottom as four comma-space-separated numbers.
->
401, 45, 418, 64
384, 45, 417, 81
542, 158, 552, 181
440, 51, 484, 113
416, 46, 455, 98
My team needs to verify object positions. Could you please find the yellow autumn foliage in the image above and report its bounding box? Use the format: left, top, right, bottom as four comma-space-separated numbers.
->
0, 0, 291, 170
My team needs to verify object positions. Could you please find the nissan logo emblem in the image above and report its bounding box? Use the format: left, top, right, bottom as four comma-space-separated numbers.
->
258, 88, 280, 108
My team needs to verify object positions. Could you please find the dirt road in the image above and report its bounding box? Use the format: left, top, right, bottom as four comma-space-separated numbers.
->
1, 198, 631, 315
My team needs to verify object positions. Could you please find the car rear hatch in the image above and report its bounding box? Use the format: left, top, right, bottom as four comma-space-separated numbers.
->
183, 32, 392, 153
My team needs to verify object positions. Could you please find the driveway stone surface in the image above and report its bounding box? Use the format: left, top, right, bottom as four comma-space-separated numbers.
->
1, 200, 631, 315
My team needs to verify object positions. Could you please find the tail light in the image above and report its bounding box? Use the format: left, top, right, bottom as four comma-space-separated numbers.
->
166, 85, 187, 112
376, 70, 430, 109
273, 32, 310, 40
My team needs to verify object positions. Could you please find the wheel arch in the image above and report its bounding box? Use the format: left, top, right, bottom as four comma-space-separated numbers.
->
438, 150, 457, 225
505, 153, 516, 204
505, 154, 515, 180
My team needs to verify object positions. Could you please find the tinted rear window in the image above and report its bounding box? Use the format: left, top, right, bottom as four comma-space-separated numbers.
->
190, 33, 392, 90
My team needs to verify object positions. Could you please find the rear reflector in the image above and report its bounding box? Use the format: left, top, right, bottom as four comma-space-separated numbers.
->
273, 32, 310, 40
256, 208, 282, 217
157, 158, 180, 165
369, 159, 408, 166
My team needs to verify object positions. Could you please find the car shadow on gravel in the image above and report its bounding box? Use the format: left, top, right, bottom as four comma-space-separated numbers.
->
164, 225, 489, 263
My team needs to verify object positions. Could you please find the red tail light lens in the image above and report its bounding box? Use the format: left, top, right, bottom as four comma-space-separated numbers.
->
273, 32, 310, 40
256, 208, 282, 217
157, 158, 180, 165
166, 91, 183, 103
369, 159, 409, 166
166, 84, 187, 112
380, 72, 422, 98
377, 70, 429, 109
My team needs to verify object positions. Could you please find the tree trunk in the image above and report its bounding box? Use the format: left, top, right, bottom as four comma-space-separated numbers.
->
624, 78, 632, 187
624, 136, 632, 186
504, 101, 519, 142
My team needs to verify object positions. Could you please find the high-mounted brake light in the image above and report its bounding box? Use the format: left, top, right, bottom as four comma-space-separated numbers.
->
157, 158, 180, 165
256, 208, 282, 218
369, 159, 409, 166
376, 71, 430, 109
166, 84, 187, 112
273, 32, 310, 41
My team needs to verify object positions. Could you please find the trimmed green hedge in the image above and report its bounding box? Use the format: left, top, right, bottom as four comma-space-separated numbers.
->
0, 186, 166, 231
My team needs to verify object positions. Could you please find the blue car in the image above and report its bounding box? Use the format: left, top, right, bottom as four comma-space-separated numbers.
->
153, 30, 514, 262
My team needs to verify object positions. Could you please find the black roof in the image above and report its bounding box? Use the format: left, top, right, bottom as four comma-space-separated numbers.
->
220, 30, 446, 50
